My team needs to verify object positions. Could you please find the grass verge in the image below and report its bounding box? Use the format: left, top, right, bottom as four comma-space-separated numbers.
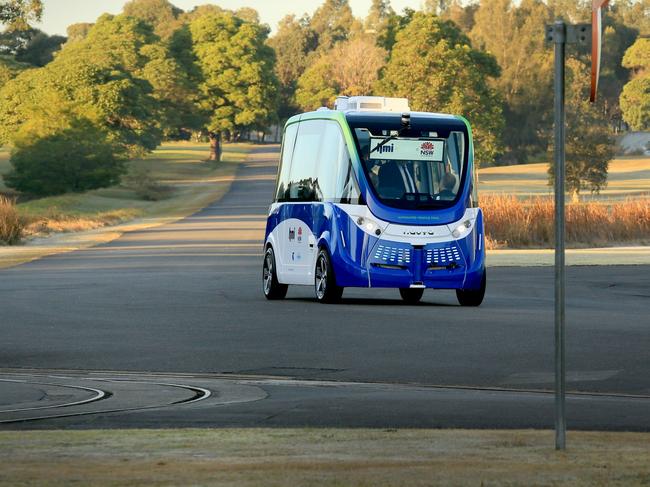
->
478, 156, 650, 199
0, 429, 648, 486
10, 142, 253, 236
0, 142, 253, 267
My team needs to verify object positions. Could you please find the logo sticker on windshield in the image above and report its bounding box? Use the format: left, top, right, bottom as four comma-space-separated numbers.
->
369, 138, 444, 162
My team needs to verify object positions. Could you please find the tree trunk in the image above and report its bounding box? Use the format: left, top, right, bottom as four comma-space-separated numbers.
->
209, 132, 222, 162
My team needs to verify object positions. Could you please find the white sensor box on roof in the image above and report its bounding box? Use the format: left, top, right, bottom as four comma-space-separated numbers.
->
334, 96, 410, 113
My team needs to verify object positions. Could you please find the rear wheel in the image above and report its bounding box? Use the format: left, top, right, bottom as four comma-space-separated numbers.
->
314, 249, 343, 303
399, 288, 424, 304
456, 270, 486, 307
262, 247, 288, 300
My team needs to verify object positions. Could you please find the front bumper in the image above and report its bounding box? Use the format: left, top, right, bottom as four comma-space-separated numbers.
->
367, 211, 485, 290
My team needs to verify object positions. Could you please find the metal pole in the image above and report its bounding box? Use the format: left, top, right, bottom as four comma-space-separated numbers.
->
553, 20, 567, 451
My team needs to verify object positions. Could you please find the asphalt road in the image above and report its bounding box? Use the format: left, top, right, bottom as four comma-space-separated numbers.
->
1, 146, 648, 430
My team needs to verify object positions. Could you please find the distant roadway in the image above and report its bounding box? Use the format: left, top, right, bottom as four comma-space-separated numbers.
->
0, 146, 648, 430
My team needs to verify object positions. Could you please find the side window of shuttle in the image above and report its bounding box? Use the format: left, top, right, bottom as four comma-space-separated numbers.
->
275, 123, 298, 201
279, 118, 361, 204
471, 170, 479, 207
314, 121, 342, 200
339, 161, 361, 204
316, 120, 361, 204
287, 119, 326, 201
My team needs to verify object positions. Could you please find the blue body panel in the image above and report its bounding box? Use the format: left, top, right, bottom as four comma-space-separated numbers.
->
264, 110, 486, 291
264, 204, 485, 291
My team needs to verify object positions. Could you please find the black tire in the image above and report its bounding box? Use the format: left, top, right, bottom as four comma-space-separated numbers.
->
399, 288, 424, 304
262, 247, 288, 300
456, 270, 486, 307
314, 248, 343, 303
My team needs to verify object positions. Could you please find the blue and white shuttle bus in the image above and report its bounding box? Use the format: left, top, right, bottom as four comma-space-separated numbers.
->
262, 96, 486, 305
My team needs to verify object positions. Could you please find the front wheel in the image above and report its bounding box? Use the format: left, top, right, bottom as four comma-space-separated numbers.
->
399, 288, 424, 304
456, 270, 486, 307
262, 247, 288, 300
314, 249, 343, 303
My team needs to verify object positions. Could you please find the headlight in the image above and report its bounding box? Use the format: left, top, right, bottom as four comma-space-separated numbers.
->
452, 219, 472, 238
357, 217, 382, 236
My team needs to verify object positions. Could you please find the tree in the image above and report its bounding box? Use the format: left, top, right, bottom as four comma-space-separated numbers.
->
611, 0, 650, 36
365, 0, 393, 37
424, 0, 453, 15
620, 77, 650, 130
0, 0, 42, 31
547, 0, 590, 22
470, 0, 553, 163
268, 14, 317, 120
5, 117, 125, 196
66, 22, 93, 42
189, 9, 278, 160
377, 12, 504, 165
0, 53, 29, 83
296, 37, 386, 110
8, 29, 66, 66
440, 1, 478, 34
0, 14, 168, 157
310, 0, 354, 51
548, 59, 614, 195
122, 0, 184, 39
622, 37, 650, 76
620, 37, 650, 130
57, 13, 198, 141
597, 21, 638, 127
375, 7, 414, 52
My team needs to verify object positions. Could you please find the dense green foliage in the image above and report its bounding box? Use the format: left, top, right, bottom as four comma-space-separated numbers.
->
5, 118, 125, 196
377, 13, 504, 165
310, 0, 355, 51
548, 59, 614, 194
470, 0, 552, 163
620, 37, 650, 130
0, 0, 646, 198
0, 27, 65, 66
0, 14, 167, 157
296, 37, 386, 110
267, 14, 317, 120
123, 0, 183, 39
0, 52, 29, 83
188, 9, 278, 159
0, 0, 42, 31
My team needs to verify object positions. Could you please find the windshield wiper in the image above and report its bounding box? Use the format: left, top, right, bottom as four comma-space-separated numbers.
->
369, 113, 411, 155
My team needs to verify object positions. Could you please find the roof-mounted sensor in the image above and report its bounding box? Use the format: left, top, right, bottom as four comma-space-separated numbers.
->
334, 96, 410, 113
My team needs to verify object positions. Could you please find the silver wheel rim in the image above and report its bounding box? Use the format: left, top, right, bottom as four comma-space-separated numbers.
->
315, 255, 327, 300
263, 251, 273, 295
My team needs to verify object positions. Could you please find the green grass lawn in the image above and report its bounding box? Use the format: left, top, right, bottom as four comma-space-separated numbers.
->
0, 142, 253, 234
479, 156, 650, 199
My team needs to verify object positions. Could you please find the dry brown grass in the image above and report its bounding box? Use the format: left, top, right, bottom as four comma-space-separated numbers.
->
483, 195, 650, 249
1, 429, 649, 486
21, 209, 137, 238
0, 195, 23, 245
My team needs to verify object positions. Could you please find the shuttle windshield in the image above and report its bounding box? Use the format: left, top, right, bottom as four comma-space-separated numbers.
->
351, 124, 468, 210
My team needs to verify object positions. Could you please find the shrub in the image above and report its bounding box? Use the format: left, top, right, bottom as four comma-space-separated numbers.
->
123, 167, 172, 201
5, 118, 126, 197
0, 196, 24, 245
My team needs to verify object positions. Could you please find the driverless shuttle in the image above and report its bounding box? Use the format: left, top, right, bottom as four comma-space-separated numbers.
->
263, 96, 486, 305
